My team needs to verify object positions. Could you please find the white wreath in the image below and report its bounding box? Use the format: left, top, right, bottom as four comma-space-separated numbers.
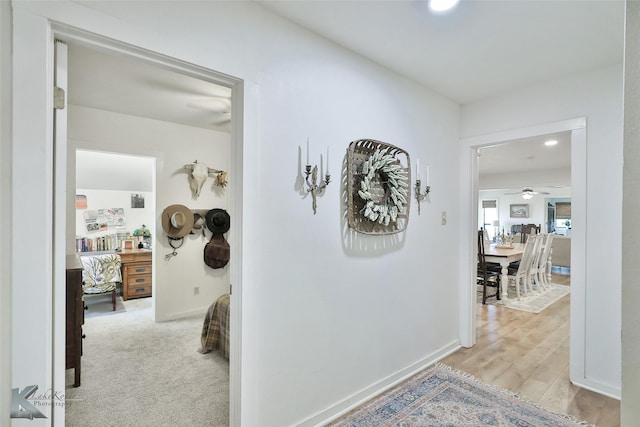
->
357, 148, 409, 225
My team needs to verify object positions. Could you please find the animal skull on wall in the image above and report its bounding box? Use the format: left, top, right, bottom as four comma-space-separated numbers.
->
184, 160, 228, 199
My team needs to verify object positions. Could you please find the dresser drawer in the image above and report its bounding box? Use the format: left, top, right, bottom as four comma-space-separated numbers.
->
120, 250, 152, 300
125, 283, 152, 298
125, 273, 151, 287
125, 263, 152, 276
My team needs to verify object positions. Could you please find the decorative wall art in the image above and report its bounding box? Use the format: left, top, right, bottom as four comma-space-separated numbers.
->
510, 204, 529, 218
131, 193, 145, 208
184, 160, 228, 200
84, 208, 126, 233
75, 194, 87, 209
346, 139, 411, 235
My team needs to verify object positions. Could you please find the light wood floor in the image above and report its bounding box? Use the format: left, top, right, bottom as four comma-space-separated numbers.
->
441, 274, 620, 426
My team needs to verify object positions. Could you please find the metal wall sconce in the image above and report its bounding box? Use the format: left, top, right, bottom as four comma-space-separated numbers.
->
414, 159, 430, 215
304, 138, 331, 214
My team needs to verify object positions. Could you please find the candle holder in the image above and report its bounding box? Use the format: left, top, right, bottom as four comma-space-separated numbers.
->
414, 179, 430, 215
305, 164, 331, 214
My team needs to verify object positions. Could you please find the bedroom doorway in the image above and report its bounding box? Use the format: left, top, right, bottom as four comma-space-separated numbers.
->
53, 31, 243, 425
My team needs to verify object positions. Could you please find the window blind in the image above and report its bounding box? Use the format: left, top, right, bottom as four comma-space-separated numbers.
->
556, 202, 572, 219
482, 200, 497, 208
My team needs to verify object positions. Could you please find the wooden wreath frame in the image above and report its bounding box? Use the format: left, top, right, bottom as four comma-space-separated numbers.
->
346, 139, 411, 235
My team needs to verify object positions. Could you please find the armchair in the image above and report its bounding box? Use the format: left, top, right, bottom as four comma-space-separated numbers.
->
79, 253, 122, 311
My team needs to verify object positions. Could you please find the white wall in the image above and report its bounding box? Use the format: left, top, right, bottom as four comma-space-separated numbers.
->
68, 105, 231, 322
0, 0, 12, 422
462, 65, 623, 397
11, 2, 461, 426
622, 0, 640, 423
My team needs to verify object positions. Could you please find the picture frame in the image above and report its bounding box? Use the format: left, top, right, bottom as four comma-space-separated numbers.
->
510, 204, 529, 218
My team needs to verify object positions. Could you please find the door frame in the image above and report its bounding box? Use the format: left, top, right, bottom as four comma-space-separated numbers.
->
52, 26, 246, 426
14, 16, 245, 424
458, 117, 587, 384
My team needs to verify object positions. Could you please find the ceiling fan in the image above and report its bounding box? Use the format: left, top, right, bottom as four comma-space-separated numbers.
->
186, 99, 231, 126
504, 187, 550, 199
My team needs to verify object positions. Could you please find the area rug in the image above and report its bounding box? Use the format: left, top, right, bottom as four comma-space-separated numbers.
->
478, 283, 570, 314
329, 363, 591, 427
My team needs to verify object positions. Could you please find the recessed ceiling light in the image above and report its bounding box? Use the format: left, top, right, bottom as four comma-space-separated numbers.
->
429, 0, 460, 13
544, 140, 558, 146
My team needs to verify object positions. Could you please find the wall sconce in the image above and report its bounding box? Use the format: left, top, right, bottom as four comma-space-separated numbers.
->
304, 138, 331, 214
414, 159, 430, 215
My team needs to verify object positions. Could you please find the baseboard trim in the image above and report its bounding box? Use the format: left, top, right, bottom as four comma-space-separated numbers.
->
295, 340, 462, 427
156, 307, 207, 322
571, 377, 621, 400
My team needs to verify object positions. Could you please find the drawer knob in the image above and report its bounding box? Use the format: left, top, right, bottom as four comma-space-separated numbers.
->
135, 268, 145, 272
136, 278, 145, 283
135, 287, 145, 293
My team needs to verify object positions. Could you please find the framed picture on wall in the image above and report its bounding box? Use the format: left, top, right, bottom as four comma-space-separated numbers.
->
510, 204, 529, 218
131, 193, 145, 208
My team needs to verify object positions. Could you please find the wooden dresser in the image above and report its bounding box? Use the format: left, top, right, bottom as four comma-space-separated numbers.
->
119, 249, 152, 300
66, 255, 84, 387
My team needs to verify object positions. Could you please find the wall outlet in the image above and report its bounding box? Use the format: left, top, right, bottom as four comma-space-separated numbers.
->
194, 286, 199, 295
441, 211, 447, 225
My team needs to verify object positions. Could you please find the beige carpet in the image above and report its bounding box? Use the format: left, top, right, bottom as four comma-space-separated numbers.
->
65, 296, 229, 427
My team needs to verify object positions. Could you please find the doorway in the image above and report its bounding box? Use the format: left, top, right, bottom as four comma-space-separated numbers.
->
459, 117, 587, 387
74, 149, 155, 314
53, 30, 244, 425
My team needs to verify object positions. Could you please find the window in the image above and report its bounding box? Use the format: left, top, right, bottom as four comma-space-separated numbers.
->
481, 200, 498, 240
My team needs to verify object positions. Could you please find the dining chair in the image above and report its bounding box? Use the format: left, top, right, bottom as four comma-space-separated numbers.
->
536, 233, 555, 290
526, 233, 545, 294
477, 228, 501, 304
506, 234, 539, 300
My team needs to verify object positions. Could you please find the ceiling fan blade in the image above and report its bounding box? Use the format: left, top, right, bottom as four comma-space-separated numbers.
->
503, 187, 550, 196
210, 113, 231, 125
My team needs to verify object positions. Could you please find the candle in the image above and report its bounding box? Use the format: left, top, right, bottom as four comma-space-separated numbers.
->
426, 165, 430, 186
306, 138, 310, 165
327, 147, 330, 175
416, 158, 420, 180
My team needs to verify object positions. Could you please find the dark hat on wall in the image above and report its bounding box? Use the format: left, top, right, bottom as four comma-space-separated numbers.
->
205, 208, 230, 234
161, 204, 194, 238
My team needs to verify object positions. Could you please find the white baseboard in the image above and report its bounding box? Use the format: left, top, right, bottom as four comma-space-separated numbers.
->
571, 377, 621, 400
156, 307, 207, 322
295, 340, 461, 427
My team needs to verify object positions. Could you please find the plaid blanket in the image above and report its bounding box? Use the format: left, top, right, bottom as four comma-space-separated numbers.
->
200, 293, 230, 359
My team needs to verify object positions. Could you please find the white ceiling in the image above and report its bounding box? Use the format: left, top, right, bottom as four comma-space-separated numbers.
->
259, 0, 625, 105
477, 131, 572, 194
68, 43, 232, 132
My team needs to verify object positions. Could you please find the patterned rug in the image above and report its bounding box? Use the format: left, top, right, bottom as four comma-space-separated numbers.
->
478, 283, 570, 314
329, 363, 591, 426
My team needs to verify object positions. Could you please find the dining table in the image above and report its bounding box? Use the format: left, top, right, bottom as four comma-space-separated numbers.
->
483, 242, 526, 300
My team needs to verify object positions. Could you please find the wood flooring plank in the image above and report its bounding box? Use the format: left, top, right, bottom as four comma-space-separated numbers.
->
441, 273, 620, 425
597, 396, 622, 427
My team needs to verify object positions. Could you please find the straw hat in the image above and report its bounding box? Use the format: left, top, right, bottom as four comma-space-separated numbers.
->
161, 204, 194, 238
